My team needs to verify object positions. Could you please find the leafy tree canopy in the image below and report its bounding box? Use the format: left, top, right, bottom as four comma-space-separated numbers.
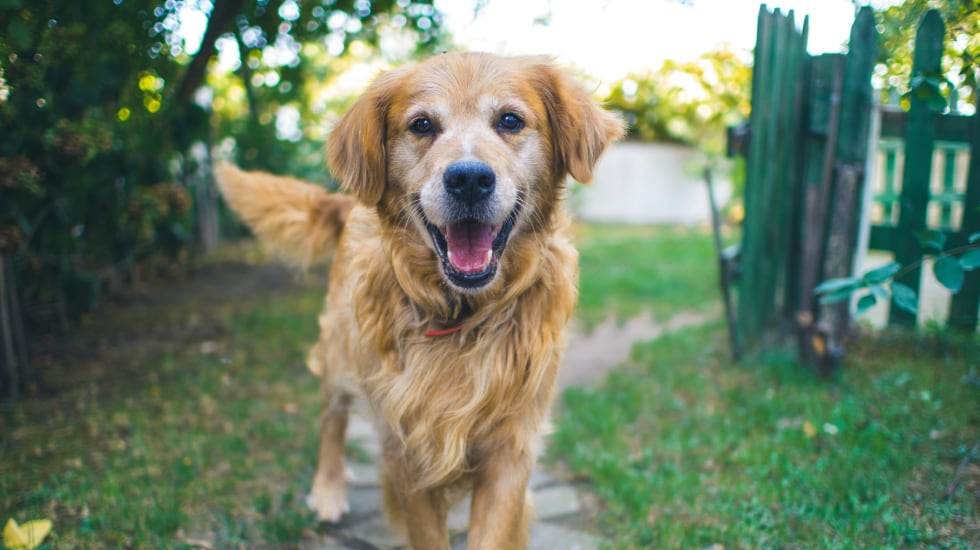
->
863, 0, 979, 109
603, 47, 751, 155
0, 0, 444, 322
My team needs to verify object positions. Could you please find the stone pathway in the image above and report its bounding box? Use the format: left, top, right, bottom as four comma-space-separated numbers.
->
303, 309, 716, 549
300, 412, 605, 550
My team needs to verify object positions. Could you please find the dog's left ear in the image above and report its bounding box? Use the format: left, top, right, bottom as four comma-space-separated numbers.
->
534, 63, 625, 184
327, 68, 405, 205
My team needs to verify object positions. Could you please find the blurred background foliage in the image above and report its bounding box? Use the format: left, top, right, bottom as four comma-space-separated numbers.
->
0, 0, 444, 340
604, 47, 752, 155
862, 0, 979, 109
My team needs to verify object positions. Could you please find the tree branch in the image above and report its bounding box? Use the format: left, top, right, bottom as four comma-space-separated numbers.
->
175, 0, 247, 102
234, 25, 260, 121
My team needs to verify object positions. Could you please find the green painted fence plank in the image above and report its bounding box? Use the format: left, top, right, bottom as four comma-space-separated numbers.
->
760, 9, 791, 325
879, 109, 972, 141
836, 6, 877, 164
737, 5, 774, 349
740, 6, 785, 350
948, 92, 980, 331
869, 225, 898, 251
890, 9, 945, 327
783, 12, 811, 318
774, 9, 807, 319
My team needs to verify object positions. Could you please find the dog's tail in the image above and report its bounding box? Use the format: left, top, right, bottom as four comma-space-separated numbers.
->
214, 163, 355, 268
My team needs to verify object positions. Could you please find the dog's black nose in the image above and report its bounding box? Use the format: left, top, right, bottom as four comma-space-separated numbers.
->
443, 161, 495, 205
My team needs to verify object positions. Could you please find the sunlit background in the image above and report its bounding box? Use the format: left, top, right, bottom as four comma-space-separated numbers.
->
169, 0, 911, 144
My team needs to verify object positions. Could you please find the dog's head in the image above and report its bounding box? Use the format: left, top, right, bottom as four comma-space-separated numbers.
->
328, 52, 623, 293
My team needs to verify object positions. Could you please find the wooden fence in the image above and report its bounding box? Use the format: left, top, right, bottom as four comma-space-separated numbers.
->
730, 6, 978, 368
731, 5, 877, 370
864, 11, 980, 331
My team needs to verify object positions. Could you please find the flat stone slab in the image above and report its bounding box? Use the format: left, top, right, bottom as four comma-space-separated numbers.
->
344, 516, 406, 549
299, 533, 364, 550
347, 415, 378, 440
448, 498, 471, 531
534, 485, 583, 520
529, 522, 603, 550
346, 415, 383, 458
529, 467, 558, 489
345, 486, 383, 524
349, 461, 380, 487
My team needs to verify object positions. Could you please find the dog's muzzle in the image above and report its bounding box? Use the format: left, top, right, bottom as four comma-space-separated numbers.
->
422, 161, 520, 290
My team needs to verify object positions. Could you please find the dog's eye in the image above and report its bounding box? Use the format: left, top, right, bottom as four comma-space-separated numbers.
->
410, 117, 435, 136
497, 112, 524, 133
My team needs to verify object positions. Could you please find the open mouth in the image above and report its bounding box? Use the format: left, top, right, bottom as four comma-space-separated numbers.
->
423, 207, 520, 290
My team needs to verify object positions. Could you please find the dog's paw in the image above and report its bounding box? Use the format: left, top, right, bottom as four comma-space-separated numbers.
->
306, 474, 350, 522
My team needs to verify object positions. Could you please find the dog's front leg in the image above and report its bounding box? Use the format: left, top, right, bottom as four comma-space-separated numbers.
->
467, 450, 533, 550
306, 391, 352, 522
381, 451, 450, 550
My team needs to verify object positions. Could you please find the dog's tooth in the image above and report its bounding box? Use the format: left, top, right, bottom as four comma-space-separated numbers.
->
485, 249, 493, 265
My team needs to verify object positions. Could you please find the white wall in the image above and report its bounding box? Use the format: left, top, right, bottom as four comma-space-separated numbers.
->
572, 142, 732, 225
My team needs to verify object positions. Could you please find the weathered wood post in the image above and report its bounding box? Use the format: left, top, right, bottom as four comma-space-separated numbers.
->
737, 6, 809, 353
0, 254, 19, 400
813, 6, 876, 370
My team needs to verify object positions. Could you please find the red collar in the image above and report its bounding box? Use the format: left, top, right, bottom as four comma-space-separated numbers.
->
424, 324, 464, 337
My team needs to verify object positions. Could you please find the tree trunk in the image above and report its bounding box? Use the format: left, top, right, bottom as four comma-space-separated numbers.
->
234, 24, 261, 121
175, 0, 247, 102
0, 255, 19, 400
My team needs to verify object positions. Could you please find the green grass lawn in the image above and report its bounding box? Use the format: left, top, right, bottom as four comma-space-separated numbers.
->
1, 260, 329, 548
573, 224, 720, 327
552, 324, 979, 548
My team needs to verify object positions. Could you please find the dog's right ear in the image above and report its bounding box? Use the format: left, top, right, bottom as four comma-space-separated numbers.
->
327, 69, 404, 206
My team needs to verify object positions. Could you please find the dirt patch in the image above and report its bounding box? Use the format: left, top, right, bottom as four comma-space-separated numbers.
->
559, 308, 720, 388
22, 257, 316, 398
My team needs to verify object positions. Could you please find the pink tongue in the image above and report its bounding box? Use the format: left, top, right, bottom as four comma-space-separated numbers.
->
445, 221, 494, 273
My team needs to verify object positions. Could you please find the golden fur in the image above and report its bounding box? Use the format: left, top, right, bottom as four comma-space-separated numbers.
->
217, 52, 623, 550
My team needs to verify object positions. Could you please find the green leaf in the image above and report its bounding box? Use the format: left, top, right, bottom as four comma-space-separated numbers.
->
908, 70, 949, 112
915, 230, 946, 252
869, 283, 889, 301
814, 277, 858, 295
934, 254, 965, 292
861, 262, 901, 284
958, 249, 980, 271
891, 283, 918, 314
820, 288, 855, 305
855, 293, 877, 315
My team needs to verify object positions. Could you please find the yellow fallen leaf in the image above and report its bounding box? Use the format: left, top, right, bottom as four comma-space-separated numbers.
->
802, 420, 817, 438
4, 518, 53, 549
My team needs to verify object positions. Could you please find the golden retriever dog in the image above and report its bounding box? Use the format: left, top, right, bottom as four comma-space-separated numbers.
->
216, 51, 623, 549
